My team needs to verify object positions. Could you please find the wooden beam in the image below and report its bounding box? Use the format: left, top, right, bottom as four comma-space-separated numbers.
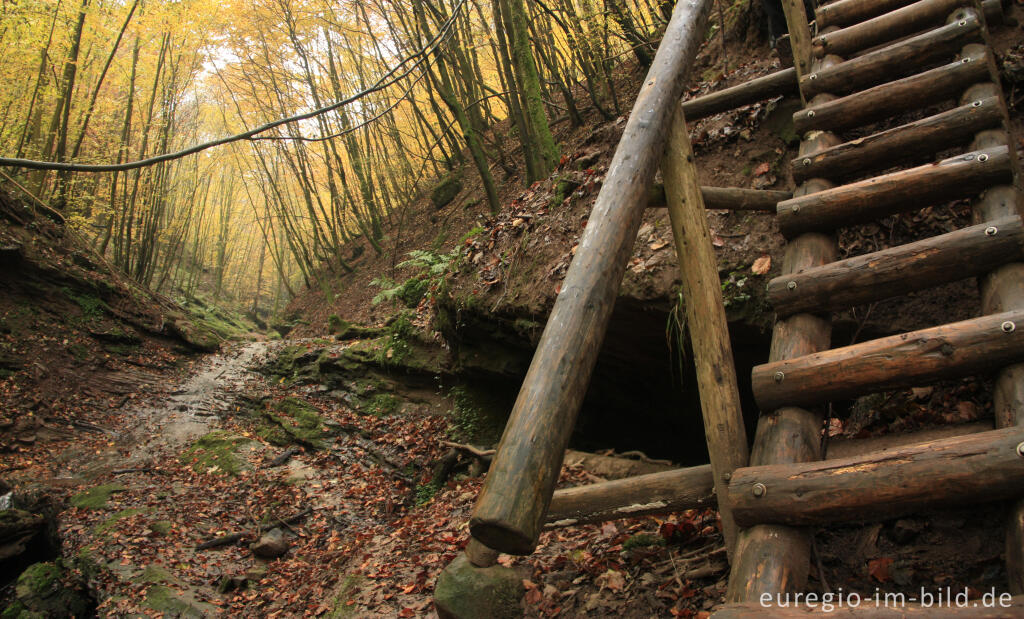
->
816, 0, 919, 29
646, 184, 789, 211
752, 309, 1024, 412
800, 11, 983, 99
794, 46, 991, 135
546, 465, 715, 527
791, 96, 1004, 184
713, 596, 1024, 617
662, 105, 750, 556
812, 0, 974, 58
680, 68, 798, 121
729, 426, 1024, 527
767, 216, 1024, 316
467, 0, 714, 556
778, 146, 1012, 238
543, 423, 991, 528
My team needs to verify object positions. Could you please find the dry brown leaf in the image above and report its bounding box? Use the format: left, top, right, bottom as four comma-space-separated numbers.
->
751, 255, 771, 275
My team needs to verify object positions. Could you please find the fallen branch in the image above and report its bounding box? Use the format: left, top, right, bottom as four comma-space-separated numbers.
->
264, 447, 301, 469
195, 508, 312, 551
439, 441, 495, 460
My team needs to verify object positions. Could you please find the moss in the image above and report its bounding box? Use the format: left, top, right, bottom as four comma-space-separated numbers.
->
328, 574, 365, 619
9, 561, 90, 618
134, 566, 179, 585
180, 431, 250, 475
258, 398, 332, 449
328, 314, 347, 335
70, 483, 126, 509
14, 563, 60, 600
150, 520, 173, 536
430, 173, 463, 209
622, 533, 666, 551
67, 343, 89, 362
364, 393, 400, 417
93, 508, 151, 537
143, 586, 205, 617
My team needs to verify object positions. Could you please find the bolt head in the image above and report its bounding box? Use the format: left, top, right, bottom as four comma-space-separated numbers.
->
803, 158, 811, 166
963, 57, 971, 63
773, 371, 785, 383
787, 281, 797, 290
808, 74, 817, 81
1002, 321, 1016, 333
973, 100, 983, 107
978, 153, 989, 163
752, 482, 767, 498
1017, 442, 1024, 458
986, 226, 998, 236
792, 205, 800, 214
959, 19, 967, 25
807, 110, 816, 118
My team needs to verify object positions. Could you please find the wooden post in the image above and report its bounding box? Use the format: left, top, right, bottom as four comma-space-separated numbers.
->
778, 0, 814, 98
662, 105, 750, 557
467, 0, 714, 556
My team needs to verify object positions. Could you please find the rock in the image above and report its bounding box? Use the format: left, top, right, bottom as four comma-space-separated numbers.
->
0, 509, 45, 561
7, 561, 91, 618
244, 564, 268, 582
250, 528, 288, 559
430, 174, 463, 210
433, 553, 524, 619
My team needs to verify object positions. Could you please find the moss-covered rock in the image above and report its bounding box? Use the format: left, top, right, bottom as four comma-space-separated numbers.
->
258, 397, 334, 449
180, 431, 251, 475
143, 585, 213, 617
69, 484, 126, 510
433, 554, 523, 619
430, 174, 463, 210
5, 561, 90, 619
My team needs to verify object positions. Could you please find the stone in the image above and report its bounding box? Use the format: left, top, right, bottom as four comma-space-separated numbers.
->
250, 528, 288, 559
244, 564, 268, 582
8, 561, 91, 618
433, 553, 524, 619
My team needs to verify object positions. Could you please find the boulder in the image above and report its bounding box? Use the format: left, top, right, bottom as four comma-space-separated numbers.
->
433, 553, 524, 619
250, 528, 288, 559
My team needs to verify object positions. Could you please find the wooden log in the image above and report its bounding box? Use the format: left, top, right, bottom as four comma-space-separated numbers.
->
767, 216, 1024, 316
726, 137, 839, 601
545, 465, 715, 527
680, 68, 798, 121
752, 309, 1024, 412
791, 96, 1004, 184
646, 184, 790, 211
779, 0, 815, 87
816, 0, 917, 29
713, 596, 1024, 617
800, 11, 983, 99
467, 0, 714, 556
729, 426, 1024, 527
811, 0, 974, 58
663, 104, 750, 556
778, 146, 1012, 239
794, 47, 991, 135
542, 424, 990, 528
817, 0, 1001, 29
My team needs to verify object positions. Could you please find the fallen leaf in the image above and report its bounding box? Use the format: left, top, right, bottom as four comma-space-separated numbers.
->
751, 255, 771, 275
753, 162, 771, 176
868, 557, 894, 583
597, 569, 626, 592
649, 240, 668, 251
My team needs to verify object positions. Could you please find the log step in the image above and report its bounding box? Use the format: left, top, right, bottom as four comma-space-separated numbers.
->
681, 68, 798, 121
728, 425, 1024, 527
791, 96, 1004, 184
812, 0, 987, 59
751, 308, 1024, 412
816, 0, 1001, 30
767, 216, 1024, 316
800, 10, 983, 100
778, 146, 1012, 239
794, 45, 991, 135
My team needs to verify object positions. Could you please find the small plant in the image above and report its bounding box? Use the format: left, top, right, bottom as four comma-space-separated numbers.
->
666, 288, 688, 381
720, 271, 752, 307
375, 311, 416, 366
414, 481, 440, 506
459, 226, 485, 244
622, 533, 666, 551
370, 249, 461, 308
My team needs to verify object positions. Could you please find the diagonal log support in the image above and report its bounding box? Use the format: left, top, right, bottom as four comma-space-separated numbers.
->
467, 0, 714, 556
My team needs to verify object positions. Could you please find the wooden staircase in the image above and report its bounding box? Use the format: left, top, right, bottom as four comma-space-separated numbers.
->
435, 0, 1024, 614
